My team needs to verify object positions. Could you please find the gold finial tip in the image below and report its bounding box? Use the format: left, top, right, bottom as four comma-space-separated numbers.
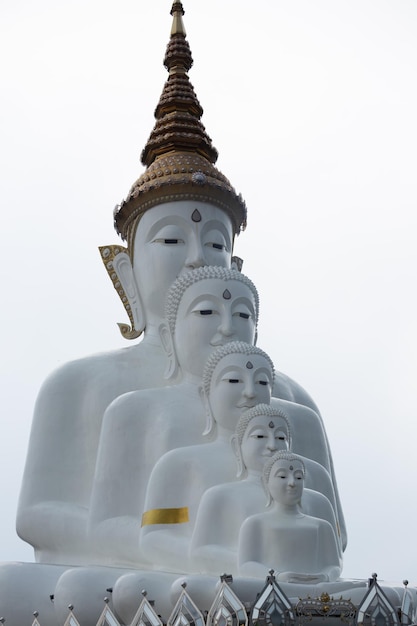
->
170, 1, 186, 37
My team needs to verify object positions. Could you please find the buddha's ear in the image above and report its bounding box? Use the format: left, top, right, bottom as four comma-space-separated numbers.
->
201, 386, 215, 438
231, 435, 245, 478
112, 250, 145, 336
159, 322, 178, 380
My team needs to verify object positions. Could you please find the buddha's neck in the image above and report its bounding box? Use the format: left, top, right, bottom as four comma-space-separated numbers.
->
216, 426, 234, 442
142, 319, 164, 344
181, 370, 203, 386
246, 470, 262, 484
273, 502, 302, 516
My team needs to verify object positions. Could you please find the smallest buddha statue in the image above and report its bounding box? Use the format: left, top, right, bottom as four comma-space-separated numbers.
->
238, 451, 342, 583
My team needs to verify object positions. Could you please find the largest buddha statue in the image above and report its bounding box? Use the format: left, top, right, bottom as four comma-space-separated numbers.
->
0, 3, 360, 625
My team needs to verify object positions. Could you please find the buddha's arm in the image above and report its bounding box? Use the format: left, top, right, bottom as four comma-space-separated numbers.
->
190, 488, 237, 574
303, 461, 337, 512
319, 522, 342, 581
238, 516, 269, 578
16, 501, 89, 564
140, 452, 192, 568
302, 489, 342, 555
327, 449, 347, 551
16, 362, 96, 560
87, 396, 153, 565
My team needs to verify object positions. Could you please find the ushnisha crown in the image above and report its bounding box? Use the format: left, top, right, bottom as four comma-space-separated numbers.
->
114, 1, 247, 250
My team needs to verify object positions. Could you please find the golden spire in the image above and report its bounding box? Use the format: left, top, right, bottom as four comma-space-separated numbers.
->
114, 1, 247, 246
141, 1, 218, 167
170, 1, 186, 37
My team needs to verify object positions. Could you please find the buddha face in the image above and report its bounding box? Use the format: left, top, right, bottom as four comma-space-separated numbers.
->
208, 354, 273, 431
268, 458, 304, 506
133, 201, 233, 319
240, 415, 289, 473
173, 279, 257, 377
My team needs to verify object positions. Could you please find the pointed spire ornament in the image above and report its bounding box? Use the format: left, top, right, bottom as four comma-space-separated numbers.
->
206, 578, 248, 626
251, 570, 295, 626
356, 574, 400, 626
130, 591, 163, 626
114, 1, 247, 249
167, 584, 205, 626
141, 1, 217, 167
400, 580, 415, 626
95, 597, 122, 626
170, 2, 187, 37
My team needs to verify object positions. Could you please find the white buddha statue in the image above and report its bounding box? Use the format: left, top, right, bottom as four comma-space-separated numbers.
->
238, 451, 342, 583
139, 342, 275, 572
190, 404, 340, 576
0, 3, 349, 624
14, 0, 318, 574
87, 268, 259, 567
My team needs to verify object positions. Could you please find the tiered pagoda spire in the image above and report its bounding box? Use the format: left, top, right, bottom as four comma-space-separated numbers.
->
141, 2, 218, 167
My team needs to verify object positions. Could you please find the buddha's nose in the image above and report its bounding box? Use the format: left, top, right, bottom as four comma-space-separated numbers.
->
185, 240, 205, 269
218, 312, 234, 337
267, 434, 277, 451
243, 379, 256, 399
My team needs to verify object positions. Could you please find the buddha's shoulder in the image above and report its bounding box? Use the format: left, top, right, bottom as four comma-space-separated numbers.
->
273, 370, 319, 414
153, 440, 210, 472
104, 383, 191, 417
38, 344, 163, 392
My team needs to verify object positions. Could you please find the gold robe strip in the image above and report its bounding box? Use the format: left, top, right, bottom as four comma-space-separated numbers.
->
141, 507, 189, 526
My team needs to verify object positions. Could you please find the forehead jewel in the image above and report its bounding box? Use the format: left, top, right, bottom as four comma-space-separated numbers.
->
223, 289, 231, 300
289, 465, 294, 470
269, 421, 275, 428
246, 361, 253, 369
191, 208, 202, 222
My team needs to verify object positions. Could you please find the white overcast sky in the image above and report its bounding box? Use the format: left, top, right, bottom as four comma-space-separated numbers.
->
1, 1, 416, 586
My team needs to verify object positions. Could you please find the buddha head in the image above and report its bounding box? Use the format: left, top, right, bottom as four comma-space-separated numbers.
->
161, 267, 259, 380
199, 341, 274, 438
100, 4, 247, 339
262, 451, 306, 507
100, 201, 240, 338
231, 404, 291, 478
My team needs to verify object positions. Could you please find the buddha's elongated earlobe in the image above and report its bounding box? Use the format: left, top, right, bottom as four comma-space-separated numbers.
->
159, 323, 179, 380
201, 386, 215, 438
99, 246, 145, 339
231, 435, 245, 478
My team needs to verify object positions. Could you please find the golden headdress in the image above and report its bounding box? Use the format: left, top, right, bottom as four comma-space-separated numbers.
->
113, 1, 247, 251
